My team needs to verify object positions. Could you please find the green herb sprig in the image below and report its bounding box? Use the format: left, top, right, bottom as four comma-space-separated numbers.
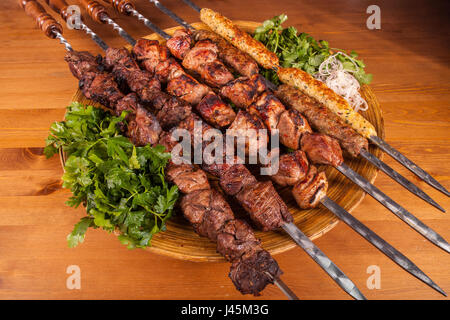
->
254, 14, 372, 85
45, 103, 178, 249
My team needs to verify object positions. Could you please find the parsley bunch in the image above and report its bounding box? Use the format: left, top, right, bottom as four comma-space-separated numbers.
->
45, 103, 178, 249
254, 14, 372, 85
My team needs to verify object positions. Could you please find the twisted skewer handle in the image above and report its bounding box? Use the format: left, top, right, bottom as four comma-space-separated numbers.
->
101, 0, 134, 14
19, 0, 63, 38
44, 0, 76, 22
79, 0, 109, 23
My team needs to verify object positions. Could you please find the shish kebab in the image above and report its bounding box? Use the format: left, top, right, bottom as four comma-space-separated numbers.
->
108, 1, 450, 253
18, 0, 299, 299
71, 0, 445, 295
55, 0, 371, 300
181, 0, 450, 198
164, 0, 440, 211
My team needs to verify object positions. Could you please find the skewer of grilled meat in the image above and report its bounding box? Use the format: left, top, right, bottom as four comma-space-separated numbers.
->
65, 49, 286, 296
103, 43, 366, 299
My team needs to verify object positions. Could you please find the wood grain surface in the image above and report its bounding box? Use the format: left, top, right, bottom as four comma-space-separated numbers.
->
0, 0, 448, 300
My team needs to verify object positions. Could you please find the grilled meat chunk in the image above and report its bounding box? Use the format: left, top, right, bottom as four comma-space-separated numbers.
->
220, 74, 268, 108
182, 39, 234, 87
155, 95, 192, 129
229, 250, 282, 296
166, 165, 210, 194
267, 150, 309, 187
196, 189, 235, 240
166, 28, 193, 60
65, 51, 102, 80
248, 92, 285, 132
217, 220, 261, 262
127, 106, 162, 146
276, 84, 369, 157
194, 29, 259, 77
196, 92, 236, 128
219, 164, 257, 196
236, 180, 293, 231
292, 166, 328, 209
115, 93, 139, 117
301, 133, 343, 167
227, 110, 267, 155
167, 73, 210, 105
277, 109, 312, 150
79, 72, 124, 109
133, 38, 170, 74
154, 57, 185, 83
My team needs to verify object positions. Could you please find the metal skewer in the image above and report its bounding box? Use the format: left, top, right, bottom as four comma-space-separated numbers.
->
77, 0, 136, 46
20, 0, 299, 301
113, 0, 448, 295
183, 0, 449, 198
148, 0, 450, 254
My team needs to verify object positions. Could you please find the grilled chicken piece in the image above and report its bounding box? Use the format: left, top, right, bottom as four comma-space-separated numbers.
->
227, 110, 267, 155
79, 72, 124, 109
277, 109, 312, 150
229, 250, 282, 296
194, 29, 259, 77
276, 84, 369, 157
301, 133, 343, 167
133, 38, 170, 74
127, 106, 162, 146
217, 220, 262, 262
167, 73, 210, 105
166, 28, 193, 60
196, 92, 236, 128
266, 150, 309, 187
182, 39, 234, 87
65, 51, 102, 80
220, 74, 268, 108
292, 166, 328, 209
236, 180, 292, 231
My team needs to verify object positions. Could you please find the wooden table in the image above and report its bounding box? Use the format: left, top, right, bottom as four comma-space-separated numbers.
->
0, 0, 448, 300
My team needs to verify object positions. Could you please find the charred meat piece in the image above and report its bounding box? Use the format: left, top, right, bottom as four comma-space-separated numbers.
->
155, 95, 192, 129
227, 110, 267, 155
277, 109, 312, 150
301, 133, 343, 167
217, 219, 261, 262
182, 39, 234, 87
220, 74, 268, 108
219, 164, 257, 196
133, 38, 170, 74
196, 92, 236, 128
167, 73, 210, 105
292, 166, 328, 209
236, 180, 293, 231
166, 165, 210, 194
115, 93, 139, 117
229, 250, 282, 296
180, 188, 211, 228
248, 92, 285, 132
194, 29, 259, 77
267, 150, 309, 187
127, 106, 162, 146
276, 84, 369, 157
166, 28, 193, 60
79, 72, 124, 109
196, 189, 235, 240
65, 51, 102, 80
154, 57, 185, 83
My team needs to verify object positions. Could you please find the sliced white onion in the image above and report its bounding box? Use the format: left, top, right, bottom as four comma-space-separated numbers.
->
315, 53, 368, 113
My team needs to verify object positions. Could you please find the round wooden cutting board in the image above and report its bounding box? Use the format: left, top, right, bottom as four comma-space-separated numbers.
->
69, 21, 385, 262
